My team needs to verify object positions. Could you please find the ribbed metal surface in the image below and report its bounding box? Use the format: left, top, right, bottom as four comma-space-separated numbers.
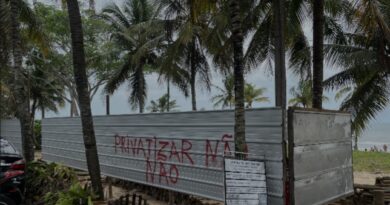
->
288, 109, 353, 205
42, 108, 285, 204
0, 119, 22, 153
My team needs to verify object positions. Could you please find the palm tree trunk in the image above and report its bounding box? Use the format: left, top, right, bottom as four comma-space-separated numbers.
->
354, 134, 358, 151
31, 99, 37, 126
190, 70, 197, 111
167, 76, 170, 112
312, 0, 324, 109
66, 0, 104, 199
138, 67, 145, 113
10, 0, 34, 162
230, 0, 246, 156
190, 40, 197, 111
106, 95, 110, 115
41, 106, 45, 119
273, 0, 286, 109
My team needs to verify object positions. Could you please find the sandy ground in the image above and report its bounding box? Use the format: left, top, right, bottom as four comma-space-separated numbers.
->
354, 171, 390, 185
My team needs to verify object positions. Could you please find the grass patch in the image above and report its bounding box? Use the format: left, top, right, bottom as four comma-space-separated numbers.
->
353, 151, 390, 173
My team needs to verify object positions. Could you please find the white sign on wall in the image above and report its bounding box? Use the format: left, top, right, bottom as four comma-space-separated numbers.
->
224, 158, 267, 205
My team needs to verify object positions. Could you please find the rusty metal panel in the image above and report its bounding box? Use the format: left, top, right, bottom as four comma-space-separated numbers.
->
288, 108, 353, 205
0, 119, 22, 153
42, 108, 285, 203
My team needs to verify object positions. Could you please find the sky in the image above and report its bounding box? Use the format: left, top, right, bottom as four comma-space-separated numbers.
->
35, 0, 389, 143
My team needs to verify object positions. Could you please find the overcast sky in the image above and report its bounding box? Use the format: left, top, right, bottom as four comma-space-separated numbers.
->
34, 0, 389, 141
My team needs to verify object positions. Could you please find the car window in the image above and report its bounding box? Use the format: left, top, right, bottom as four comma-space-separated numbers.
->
0, 139, 18, 155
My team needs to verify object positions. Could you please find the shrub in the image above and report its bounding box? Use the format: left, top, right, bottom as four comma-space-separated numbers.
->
26, 160, 92, 205
46, 183, 93, 205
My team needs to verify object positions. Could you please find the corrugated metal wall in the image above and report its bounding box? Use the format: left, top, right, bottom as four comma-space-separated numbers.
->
288, 108, 353, 205
42, 108, 285, 204
0, 119, 22, 153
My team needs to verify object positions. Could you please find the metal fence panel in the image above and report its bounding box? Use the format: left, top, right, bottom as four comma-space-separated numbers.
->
42, 108, 285, 203
288, 108, 353, 205
0, 119, 22, 153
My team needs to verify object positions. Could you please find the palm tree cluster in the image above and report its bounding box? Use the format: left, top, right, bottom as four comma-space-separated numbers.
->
211, 75, 269, 109
1, 0, 389, 200
147, 93, 179, 112
324, 0, 390, 135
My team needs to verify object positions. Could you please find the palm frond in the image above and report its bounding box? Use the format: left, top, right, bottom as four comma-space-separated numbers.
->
128, 65, 147, 111
105, 56, 132, 94
340, 73, 389, 136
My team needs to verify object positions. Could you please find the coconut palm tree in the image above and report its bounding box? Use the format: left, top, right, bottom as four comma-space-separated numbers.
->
2, 0, 60, 162
26, 49, 66, 119
156, 0, 215, 111
324, 0, 390, 136
211, 75, 235, 109
4, 0, 44, 162
101, 0, 162, 113
273, 0, 286, 109
289, 80, 314, 108
147, 94, 179, 113
244, 83, 269, 108
334, 85, 359, 150
207, 0, 353, 85
66, 0, 103, 199
289, 80, 329, 108
312, 0, 325, 109
33, 3, 116, 117
157, 41, 190, 112
229, 0, 246, 155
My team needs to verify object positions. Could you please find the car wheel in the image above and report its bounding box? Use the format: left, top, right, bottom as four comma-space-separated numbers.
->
0, 195, 16, 205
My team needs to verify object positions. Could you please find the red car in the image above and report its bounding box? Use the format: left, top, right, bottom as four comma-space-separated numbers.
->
0, 137, 25, 205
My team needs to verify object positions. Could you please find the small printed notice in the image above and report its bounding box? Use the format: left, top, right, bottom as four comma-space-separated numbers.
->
224, 159, 267, 205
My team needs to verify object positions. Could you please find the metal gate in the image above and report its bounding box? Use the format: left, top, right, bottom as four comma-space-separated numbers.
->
288, 108, 354, 205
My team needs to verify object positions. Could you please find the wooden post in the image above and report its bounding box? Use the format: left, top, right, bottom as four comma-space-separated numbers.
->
132, 193, 136, 205
143, 199, 147, 205
138, 195, 142, 205
168, 191, 175, 205
119, 196, 123, 205
373, 190, 384, 205
108, 177, 113, 199
125, 194, 129, 205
